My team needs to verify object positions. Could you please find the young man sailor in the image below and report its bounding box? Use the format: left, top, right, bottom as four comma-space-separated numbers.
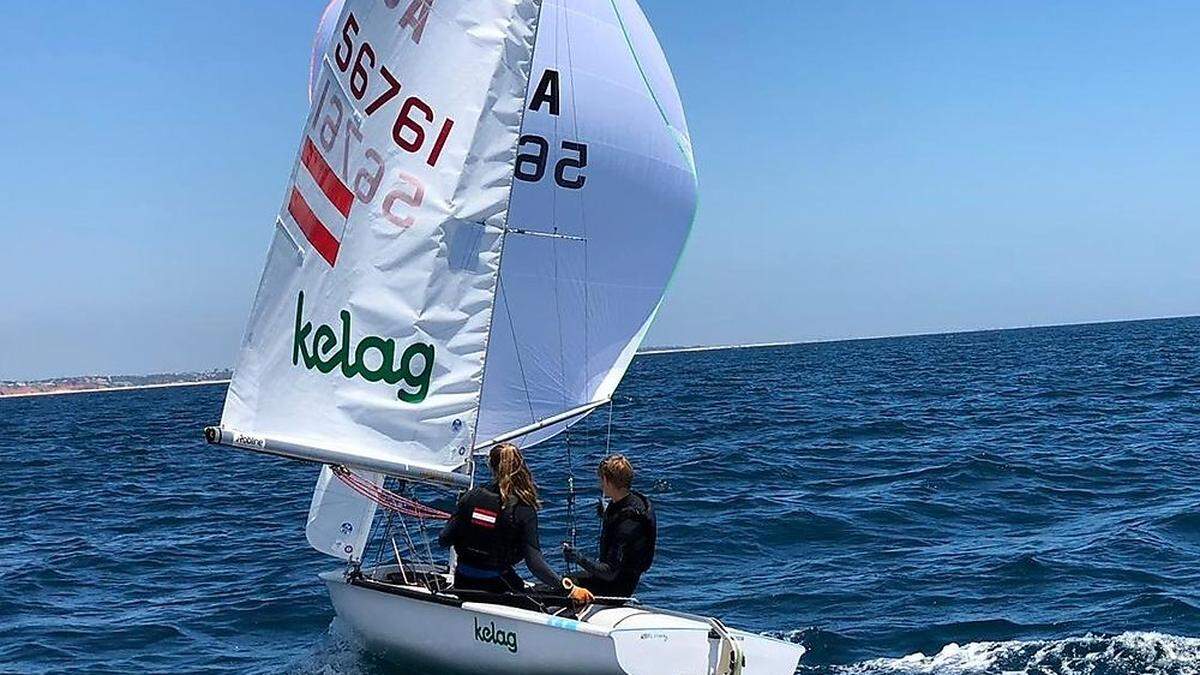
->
563, 454, 657, 598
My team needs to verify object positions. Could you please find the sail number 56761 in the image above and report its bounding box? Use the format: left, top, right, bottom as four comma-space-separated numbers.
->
334, 12, 455, 168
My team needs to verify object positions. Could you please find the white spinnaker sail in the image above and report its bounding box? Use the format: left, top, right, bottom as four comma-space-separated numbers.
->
219, 0, 543, 476
475, 0, 698, 447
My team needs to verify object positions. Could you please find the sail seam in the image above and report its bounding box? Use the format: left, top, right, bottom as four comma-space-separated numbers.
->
607, 0, 700, 330
564, 0, 593, 409
550, 1, 568, 417
606, 0, 695, 176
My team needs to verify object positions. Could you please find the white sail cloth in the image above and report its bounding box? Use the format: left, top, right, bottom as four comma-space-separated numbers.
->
221, 0, 694, 558
476, 0, 697, 447
221, 0, 542, 475
306, 467, 382, 559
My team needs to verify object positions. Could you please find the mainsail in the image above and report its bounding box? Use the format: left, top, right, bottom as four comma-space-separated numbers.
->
211, 0, 696, 557
217, 0, 543, 481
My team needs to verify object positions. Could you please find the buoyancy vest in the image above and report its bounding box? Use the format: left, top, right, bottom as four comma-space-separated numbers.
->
600, 490, 657, 575
455, 484, 522, 572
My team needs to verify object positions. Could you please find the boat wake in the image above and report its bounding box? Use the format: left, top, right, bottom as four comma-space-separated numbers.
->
816, 632, 1200, 675
288, 623, 1200, 675
285, 620, 391, 675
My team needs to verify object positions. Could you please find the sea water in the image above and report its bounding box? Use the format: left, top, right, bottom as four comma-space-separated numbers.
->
1, 317, 1198, 674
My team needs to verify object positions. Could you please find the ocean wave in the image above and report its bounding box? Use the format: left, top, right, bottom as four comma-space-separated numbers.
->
5, 318, 1200, 671
830, 632, 1200, 675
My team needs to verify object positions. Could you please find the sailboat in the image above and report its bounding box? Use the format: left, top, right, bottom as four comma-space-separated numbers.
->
205, 0, 805, 673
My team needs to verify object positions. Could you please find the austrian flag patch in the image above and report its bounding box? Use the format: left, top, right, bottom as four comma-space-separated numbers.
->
471, 508, 498, 529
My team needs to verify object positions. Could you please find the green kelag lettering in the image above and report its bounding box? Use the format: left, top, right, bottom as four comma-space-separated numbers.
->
291, 290, 435, 404
313, 324, 341, 373
338, 310, 355, 379
293, 291, 314, 366
355, 336, 398, 384
398, 342, 435, 403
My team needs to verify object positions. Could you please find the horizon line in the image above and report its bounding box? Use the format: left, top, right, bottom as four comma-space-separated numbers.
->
637, 311, 1199, 355
2, 312, 1196, 387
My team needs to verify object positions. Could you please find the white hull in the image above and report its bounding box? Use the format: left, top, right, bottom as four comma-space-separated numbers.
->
323, 568, 804, 675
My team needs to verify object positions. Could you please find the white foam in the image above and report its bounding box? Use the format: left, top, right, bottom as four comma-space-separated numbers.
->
286, 619, 380, 675
834, 632, 1200, 675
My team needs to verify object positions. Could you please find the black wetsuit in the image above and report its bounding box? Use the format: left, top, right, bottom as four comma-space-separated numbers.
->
437, 482, 560, 593
572, 490, 656, 597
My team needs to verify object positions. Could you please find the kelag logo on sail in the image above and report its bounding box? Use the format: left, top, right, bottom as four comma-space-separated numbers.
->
291, 291, 434, 403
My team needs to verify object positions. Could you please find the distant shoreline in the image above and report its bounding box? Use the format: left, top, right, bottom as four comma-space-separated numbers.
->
0, 379, 231, 400
639, 312, 1200, 356
3, 313, 1195, 400
638, 340, 803, 356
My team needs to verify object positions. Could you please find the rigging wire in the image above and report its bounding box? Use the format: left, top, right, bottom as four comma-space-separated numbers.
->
497, 273, 538, 427
407, 481, 438, 573
332, 466, 451, 520
606, 398, 614, 456
369, 509, 396, 580
396, 508, 419, 563
358, 475, 446, 591
564, 428, 577, 576
551, 218, 579, 573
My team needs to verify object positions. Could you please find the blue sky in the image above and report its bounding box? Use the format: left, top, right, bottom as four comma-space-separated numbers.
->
1, 1, 1197, 379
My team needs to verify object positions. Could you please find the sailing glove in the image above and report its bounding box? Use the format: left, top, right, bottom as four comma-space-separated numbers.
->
562, 543, 583, 564
568, 585, 595, 605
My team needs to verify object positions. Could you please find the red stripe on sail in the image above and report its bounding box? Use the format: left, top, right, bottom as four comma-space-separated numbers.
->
300, 138, 353, 218
287, 188, 340, 266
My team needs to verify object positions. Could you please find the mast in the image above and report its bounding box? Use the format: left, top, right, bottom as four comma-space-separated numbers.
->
466, 0, 550, 484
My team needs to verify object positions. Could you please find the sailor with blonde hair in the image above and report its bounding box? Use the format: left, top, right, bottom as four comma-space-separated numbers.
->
564, 454, 657, 598
439, 443, 591, 604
